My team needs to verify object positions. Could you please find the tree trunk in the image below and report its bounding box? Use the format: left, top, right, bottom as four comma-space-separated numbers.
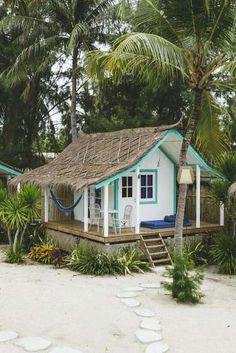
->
174, 88, 202, 253
70, 47, 78, 142
7, 229, 13, 249
13, 229, 20, 253
20, 224, 27, 245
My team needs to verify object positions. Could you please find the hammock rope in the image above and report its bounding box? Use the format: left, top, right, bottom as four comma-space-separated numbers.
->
50, 190, 83, 213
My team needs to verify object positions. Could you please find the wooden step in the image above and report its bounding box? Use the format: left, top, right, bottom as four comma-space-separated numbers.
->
153, 258, 171, 264
146, 244, 165, 249
140, 233, 172, 267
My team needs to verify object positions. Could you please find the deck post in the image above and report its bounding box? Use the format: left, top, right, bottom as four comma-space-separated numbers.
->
220, 202, 225, 226
196, 165, 201, 228
103, 184, 109, 237
83, 186, 88, 232
135, 167, 140, 234
44, 187, 49, 223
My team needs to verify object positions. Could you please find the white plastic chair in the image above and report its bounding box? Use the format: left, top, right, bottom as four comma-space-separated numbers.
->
117, 205, 133, 234
89, 203, 102, 232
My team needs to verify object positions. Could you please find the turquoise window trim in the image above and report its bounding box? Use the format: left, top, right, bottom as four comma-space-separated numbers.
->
113, 179, 119, 222
95, 128, 222, 189
140, 169, 158, 205
0, 163, 22, 176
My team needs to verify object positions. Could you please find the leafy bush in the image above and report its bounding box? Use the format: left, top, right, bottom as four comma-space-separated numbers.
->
210, 232, 236, 275
29, 242, 64, 266
5, 244, 24, 264
66, 244, 150, 276
113, 246, 150, 275
184, 237, 211, 266
162, 254, 204, 304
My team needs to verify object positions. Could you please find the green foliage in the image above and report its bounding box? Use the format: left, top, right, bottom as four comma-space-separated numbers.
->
66, 244, 150, 276
210, 232, 236, 275
210, 179, 230, 204
29, 243, 59, 264
217, 153, 236, 183
18, 184, 41, 220
162, 254, 204, 304
5, 244, 24, 263
183, 238, 210, 266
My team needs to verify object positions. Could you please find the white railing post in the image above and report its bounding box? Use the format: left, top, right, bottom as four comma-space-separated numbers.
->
44, 187, 49, 223
17, 183, 21, 192
220, 202, 225, 226
135, 167, 140, 234
84, 186, 88, 232
103, 184, 109, 237
196, 165, 201, 228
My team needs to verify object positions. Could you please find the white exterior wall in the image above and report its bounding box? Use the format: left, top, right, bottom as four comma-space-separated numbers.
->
73, 184, 114, 223
118, 149, 175, 227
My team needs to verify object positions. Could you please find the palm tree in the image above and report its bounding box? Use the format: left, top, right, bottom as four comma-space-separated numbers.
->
1, 0, 113, 141
88, 0, 236, 251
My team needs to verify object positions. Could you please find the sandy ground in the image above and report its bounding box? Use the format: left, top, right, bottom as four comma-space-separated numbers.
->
0, 251, 236, 353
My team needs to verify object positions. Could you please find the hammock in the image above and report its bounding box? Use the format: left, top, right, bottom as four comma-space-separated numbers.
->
50, 190, 83, 213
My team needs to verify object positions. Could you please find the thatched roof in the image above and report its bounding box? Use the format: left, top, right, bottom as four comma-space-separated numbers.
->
11, 126, 173, 191
229, 183, 236, 196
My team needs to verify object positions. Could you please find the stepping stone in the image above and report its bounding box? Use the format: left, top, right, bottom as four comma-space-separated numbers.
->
135, 329, 162, 344
140, 283, 161, 289
15, 337, 51, 352
134, 308, 155, 317
123, 286, 144, 292
146, 342, 169, 353
50, 347, 83, 353
0, 331, 18, 342
121, 298, 140, 307
116, 292, 137, 298
140, 318, 161, 331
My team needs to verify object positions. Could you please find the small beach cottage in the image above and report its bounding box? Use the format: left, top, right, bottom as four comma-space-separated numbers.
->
11, 126, 224, 255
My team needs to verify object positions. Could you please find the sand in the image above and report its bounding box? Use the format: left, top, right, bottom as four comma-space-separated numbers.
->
0, 251, 235, 353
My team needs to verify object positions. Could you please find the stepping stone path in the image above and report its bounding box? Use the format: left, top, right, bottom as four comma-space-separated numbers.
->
123, 286, 144, 292
135, 329, 162, 344
140, 318, 161, 331
121, 298, 140, 307
140, 283, 161, 289
116, 292, 137, 298
0, 331, 18, 342
145, 342, 169, 353
134, 308, 155, 317
50, 347, 83, 353
15, 337, 51, 352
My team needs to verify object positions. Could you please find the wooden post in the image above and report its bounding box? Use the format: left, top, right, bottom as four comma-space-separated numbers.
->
135, 167, 140, 234
196, 165, 201, 228
44, 187, 49, 223
103, 184, 109, 237
84, 186, 88, 232
220, 202, 225, 226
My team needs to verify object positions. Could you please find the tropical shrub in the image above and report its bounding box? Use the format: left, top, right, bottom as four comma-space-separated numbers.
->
184, 237, 211, 266
29, 242, 63, 265
162, 254, 204, 304
113, 246, 150, 275
66, 244, 150, 276
5, 244, 24, 264
210, 232, 236, 275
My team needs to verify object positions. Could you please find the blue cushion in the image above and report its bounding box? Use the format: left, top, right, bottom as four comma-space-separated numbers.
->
140, 218, 192, 229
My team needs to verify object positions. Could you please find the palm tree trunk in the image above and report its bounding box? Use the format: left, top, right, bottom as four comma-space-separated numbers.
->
174, 88, 202, 253
20, 224, 27, 245
70, 47, 78, 142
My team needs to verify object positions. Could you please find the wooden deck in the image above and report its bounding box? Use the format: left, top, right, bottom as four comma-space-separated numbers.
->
46, 220, 224, 244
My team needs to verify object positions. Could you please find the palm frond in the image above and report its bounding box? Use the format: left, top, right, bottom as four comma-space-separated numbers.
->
194, 91, 229, 160
0, 15, 48, 33
99, 32, 186, 83
85, 0, 115, 23
68, 22, 89, 50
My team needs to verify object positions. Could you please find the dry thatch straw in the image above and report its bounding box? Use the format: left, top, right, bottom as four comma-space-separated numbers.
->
10, 125, 176, 192
229, 183, 236, 197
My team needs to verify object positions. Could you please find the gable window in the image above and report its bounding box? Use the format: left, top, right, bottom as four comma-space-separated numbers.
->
140, 170, 157, 204
122, 176, 133, 198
